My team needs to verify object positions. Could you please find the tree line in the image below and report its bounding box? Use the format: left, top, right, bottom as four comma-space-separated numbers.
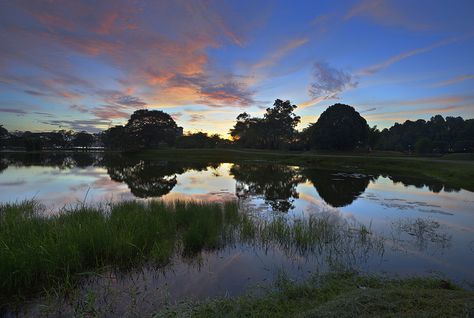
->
1, 100, 473, 153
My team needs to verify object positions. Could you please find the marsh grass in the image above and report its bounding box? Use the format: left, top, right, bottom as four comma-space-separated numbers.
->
0, 199, 239, 303
0, 199, 384, 311
158, 271, 474, 317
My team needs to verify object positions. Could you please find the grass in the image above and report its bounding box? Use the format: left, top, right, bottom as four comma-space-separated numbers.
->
0, 200, 383, 308
0, 199, 239, 303
136, 148, 474, 191
157, 271, 474, 317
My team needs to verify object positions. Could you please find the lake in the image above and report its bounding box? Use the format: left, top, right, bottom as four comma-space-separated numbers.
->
1, 152, 473, 316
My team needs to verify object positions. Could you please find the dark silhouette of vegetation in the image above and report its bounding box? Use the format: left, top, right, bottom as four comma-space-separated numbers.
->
303, 169, 373, 207
303, 104, 369, 150
374, 115, 474, 153
101, 109, 183, 151
72, 131, 94, 149
175, 132, 229, 149
1, 102, 472, 154
230, 99, 300, 149
230, 164, 305, 212
0, 125, 8, 149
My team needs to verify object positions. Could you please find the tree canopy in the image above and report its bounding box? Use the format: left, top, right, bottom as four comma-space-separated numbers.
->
125, 109, 183, 149
230, 99, 300, 149
304, 104, 369, 150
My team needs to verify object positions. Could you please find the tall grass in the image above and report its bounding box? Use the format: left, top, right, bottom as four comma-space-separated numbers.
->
0, 200, 383, 305
0, 200, 238, 301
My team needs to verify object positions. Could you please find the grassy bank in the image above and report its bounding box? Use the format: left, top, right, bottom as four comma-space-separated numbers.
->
159, 272, 474, 317
0, 200, 239, 303
137, 148, 474, 191
0, 200, 381, 306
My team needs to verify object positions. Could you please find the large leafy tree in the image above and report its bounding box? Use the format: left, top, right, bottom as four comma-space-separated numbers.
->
230, 99, 300, 149
306, 104, 369, 150
125, 109, 182, 149
73, 131, 94, 149
101, 125, 131, 150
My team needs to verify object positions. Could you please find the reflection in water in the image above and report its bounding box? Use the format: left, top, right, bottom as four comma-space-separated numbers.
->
230, 164, 305, 212
391, 218, 452, 254
0, 152, 473, 316
303, 170, 373, 207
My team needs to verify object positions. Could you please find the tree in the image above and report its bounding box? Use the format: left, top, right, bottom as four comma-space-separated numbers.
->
73, 131, 94, 149
306, 104, 369, 150
414, 137, 433, 154
230, 99, 300, 149
101, 125, 131, 150
125, 109, 182, 149
176, 132, 228, 148
0, 125, 9, 148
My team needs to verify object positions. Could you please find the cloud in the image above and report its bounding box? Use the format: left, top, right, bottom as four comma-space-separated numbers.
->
189, 114, 205, 123
309, 62, 357, 99
431, 75, 474, 87
345, 0, 431, 30
0, 0, 265, 121
41, 119, 111, 133
198, 81, 255, 107
251, 38, 309, 70
70, 104, 89, 113
114, 95, 147, 108
365, 104, 473, 121
358, 38, 457, 75
0, 108, 27, 115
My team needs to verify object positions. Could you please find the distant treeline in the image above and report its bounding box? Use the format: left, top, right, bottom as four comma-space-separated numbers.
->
1, 100, 473, 153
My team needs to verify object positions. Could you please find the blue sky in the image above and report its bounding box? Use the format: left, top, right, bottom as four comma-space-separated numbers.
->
0, 0, 473, 136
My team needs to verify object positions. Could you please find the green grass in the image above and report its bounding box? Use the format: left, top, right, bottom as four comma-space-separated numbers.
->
0, 200, 239, 303
157, 272, 474, 317
0, 200, 383, 307
136, 148, 474, 191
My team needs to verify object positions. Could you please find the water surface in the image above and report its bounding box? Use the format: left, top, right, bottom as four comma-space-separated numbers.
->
1, 152, 473, 316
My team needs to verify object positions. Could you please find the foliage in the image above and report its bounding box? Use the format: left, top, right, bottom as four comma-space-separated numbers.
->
230, 99, 300, 149
414, 137, 433, 154
304, 103, 369, 150
374, 115, 474, 153
0, 125, 9, 148
72, 131, 94, 148
176, 132, 228, 148
125, 109, 183, 149
101, 125, 131, 150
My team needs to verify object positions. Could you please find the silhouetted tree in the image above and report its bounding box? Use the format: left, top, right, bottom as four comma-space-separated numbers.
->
176, 132, 228, 148
375, 115, 474, 153
305, 104, 369, 150
73, 131, 94, 149
125, 109, 182, 149
230, 99, 300, 149
101, 125, 131, 150
0, 125, 9, 148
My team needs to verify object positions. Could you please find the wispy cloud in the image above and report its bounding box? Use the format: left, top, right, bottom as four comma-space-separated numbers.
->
345, 0, 431, 30
358, 38, 457, 75
251, 38, 309, 70
309, 62, 357, 99
431, 74, 474, 87
0, 108, 27, 115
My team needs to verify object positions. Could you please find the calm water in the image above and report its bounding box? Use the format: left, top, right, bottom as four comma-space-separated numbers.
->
1, 152, 473, 316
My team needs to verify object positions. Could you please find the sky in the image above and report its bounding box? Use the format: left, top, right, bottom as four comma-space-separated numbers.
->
1, 0, 473, 137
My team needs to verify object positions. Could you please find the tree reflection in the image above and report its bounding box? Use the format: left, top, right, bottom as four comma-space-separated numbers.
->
303, 170, 373, 208
230, 164, 305, 212
101, 155, 212, 198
